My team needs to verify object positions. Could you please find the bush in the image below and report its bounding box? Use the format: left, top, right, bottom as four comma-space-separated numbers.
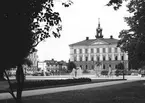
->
11, 78, 91, 89
101, 70, 108, 76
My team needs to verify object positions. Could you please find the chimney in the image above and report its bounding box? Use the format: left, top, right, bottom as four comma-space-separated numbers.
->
86, 37, 89, 40
110, 35, 113, 39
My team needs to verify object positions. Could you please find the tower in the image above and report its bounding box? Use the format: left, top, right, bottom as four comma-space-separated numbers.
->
95, 18, 103, 38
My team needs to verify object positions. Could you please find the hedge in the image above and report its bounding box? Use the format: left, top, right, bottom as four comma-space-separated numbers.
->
11, 78, 91, 89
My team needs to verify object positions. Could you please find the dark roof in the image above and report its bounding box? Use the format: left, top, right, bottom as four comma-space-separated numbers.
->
69, 38, 118, 46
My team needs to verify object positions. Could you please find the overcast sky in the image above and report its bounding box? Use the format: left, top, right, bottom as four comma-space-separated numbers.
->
36, 0, 131, 62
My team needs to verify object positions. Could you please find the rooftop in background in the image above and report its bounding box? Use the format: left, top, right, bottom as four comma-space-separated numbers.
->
69, 36, 118, 46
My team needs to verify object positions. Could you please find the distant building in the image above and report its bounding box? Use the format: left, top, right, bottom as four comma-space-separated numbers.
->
44, 59, 67, 72
69, 18, 128, 71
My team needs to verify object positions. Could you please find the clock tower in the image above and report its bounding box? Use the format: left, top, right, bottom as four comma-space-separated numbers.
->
95, 18, 103, 38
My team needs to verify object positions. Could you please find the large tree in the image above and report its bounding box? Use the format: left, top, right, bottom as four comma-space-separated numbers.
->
117, 0, 145, 69
1, 0, 72, 103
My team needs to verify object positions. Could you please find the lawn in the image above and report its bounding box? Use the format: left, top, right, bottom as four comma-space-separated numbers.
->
1, 80, 145, 103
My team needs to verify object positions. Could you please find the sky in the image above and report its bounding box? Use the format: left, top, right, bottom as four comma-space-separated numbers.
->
36, 0, 131, 62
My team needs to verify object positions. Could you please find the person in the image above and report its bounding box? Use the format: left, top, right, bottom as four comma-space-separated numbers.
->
108, 65, 112, 77
71, 68, 76, 78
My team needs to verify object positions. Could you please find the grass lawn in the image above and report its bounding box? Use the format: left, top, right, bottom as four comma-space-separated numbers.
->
1, 80, 145, 103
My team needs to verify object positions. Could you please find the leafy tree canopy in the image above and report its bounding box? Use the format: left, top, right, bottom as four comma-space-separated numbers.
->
117, 0, 145, 68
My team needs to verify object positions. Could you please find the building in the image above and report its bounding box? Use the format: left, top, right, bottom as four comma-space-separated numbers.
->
37, 59, 68, 73
69, 19, 128, 71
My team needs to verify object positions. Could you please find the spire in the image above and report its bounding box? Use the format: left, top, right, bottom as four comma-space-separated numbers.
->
95, 18, 103, 38
98, 18, 100, 28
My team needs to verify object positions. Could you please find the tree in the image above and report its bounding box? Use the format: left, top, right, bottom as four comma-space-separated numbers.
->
67, 61, 76, 72
1, 0, 73, 103
117, 0, 145, 69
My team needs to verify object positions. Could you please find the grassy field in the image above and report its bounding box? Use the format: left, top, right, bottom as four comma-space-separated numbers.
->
1, 80, 145, 103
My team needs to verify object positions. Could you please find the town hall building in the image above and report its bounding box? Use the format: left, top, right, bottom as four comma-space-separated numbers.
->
69, 19, 128, 71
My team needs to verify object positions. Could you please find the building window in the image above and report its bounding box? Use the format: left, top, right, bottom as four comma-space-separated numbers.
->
79, 49, 82, 54
92, 65, 94, 69
103, 65, 105, 69
74, 56, 77, 61
109, 57, 111, 61
86, 65, 88, 69
85, 56, 88, 61
74, 49, 76, 54
115, 48, 118, 53
80, 65, 82, 69
103, 48, 106, 53
91, 56, 94, 61
85, 49, 88, 53
97, 56, 100, 61
108, 48, 112, 53
91, 48, 94, 53
115, 56, 118, 61
103, 56, 106, 61
80, 56, 82, 61
97, 48, 100, 53
121, 55, 124, 60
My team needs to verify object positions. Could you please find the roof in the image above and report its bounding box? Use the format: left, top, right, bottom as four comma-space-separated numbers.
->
69, 38, 118, 46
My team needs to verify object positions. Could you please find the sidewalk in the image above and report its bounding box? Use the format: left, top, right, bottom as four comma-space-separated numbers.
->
0, 79, 140, 100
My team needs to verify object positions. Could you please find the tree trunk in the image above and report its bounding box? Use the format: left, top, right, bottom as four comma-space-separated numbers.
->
16, 64, 24, 103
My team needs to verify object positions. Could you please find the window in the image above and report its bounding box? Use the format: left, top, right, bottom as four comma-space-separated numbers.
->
91, 48, 94, 53
97, 48, 100, 53
92, 65, 94, 69
103, 56, 106, 61
85, 56, 88, 61
91, 56, 94, 61
74, 56, 77, 61
109, 57, 111, 61
97, 56, 100, 61
79, 49, 82, 54
108, 48, 112, 53
103, 48, 106, 53
86, 65, 88, 69
85, 49, 88, 53
115, 56, 118, 61
121, 55, 124, 60
74, 49, 76, 54
103, 65, 105, 69
115, 48, 118, 53
80, 56, 82, 61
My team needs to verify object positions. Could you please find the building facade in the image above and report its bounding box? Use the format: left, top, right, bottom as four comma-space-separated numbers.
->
69, 19, 128, 71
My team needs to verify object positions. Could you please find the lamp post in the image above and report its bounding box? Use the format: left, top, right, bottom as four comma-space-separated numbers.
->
122, 51, 125, 79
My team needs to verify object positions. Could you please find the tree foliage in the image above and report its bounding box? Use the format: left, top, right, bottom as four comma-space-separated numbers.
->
67, 61, 76, 72
117, 0, 145, 69
1, 0, 73, 102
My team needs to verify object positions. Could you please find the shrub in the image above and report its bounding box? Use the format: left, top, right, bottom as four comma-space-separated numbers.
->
11, 78, 91, 89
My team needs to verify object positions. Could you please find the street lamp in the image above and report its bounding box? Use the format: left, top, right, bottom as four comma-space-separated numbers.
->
122, 51, 125, 79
